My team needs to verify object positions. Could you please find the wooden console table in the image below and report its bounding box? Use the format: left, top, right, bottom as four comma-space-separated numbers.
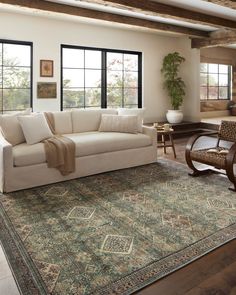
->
156, 128, 176, 158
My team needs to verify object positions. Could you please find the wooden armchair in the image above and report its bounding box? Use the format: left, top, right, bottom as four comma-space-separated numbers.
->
185, 120, 236, 191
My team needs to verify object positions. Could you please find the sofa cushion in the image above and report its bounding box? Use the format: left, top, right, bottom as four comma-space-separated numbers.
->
13, 142, 46, 166
99, 114, 138, 134
52, 111, 73, 134
118, 108, 145, 133
18, 113, 53, 145
0, 108, 31, 146
72, 109, 117, 133
13, 132, 152, 167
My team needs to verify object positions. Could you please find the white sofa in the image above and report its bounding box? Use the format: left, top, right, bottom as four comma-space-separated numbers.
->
0, 109, 157, 192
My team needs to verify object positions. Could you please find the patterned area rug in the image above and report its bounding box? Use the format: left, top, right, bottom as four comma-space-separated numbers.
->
0, 159, 236, 295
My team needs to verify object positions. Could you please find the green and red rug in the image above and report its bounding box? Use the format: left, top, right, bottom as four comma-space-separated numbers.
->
0, 159, 235, 295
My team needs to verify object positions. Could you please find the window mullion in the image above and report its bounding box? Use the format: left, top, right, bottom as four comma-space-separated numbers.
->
101, 50, 106, 108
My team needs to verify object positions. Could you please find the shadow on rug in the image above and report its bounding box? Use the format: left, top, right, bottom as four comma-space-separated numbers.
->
0, 159, 235, 295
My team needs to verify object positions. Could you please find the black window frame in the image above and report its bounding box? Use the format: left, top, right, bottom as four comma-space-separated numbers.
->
200, 63, 232, 101
0, 39, 33, 113
61, 44, 142, 110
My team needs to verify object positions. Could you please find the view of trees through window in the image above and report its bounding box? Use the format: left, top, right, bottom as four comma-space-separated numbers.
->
200, 63, 231, 100
61, 45, 141, 110
0, 41, 32, 113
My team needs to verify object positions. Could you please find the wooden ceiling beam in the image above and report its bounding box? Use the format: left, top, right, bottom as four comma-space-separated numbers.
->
191, 29, 236, 48
0, 0, 210, 37
202, 0, 236, 9
79, 0, 236, 29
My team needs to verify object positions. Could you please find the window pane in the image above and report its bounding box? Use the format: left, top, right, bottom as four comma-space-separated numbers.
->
63, 69, 84, 87
124, 72, 138, 88
208, 87, 218, 99
85, 70, 101, 87
219, 87, 228, 99
107, 70, 122, 87
3, 67, 30, 88
124, 54, 138, 71
208, 64, 218, 73
200, 74, 207, 86
107, 87, 122, 107
124, 88, 138, 105
200, 87, 207, 100
208, 74, 218, 86
85, 88, 101, 107
219, 65, 228, 74
63, 88, 84, 108
3, 44, 30, 66
85, 50, 101, 69
219, 74, 228, 86
3, 89, 30, 111
63, 48, 84, 68
200, 63, 207, 72
107, 53, 123, 70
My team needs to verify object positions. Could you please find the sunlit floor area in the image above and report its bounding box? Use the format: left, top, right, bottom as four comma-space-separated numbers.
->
201, 116, 236, 125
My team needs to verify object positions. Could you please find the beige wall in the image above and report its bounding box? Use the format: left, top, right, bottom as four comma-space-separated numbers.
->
200, 46, 236, 115
0, 11, 200, 122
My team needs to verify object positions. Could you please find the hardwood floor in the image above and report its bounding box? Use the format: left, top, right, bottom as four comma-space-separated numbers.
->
136, 136, 236, 295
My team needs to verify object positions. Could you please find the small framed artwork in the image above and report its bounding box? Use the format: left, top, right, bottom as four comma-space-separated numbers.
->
37, 82, 57, 99
40, 60, 53, 77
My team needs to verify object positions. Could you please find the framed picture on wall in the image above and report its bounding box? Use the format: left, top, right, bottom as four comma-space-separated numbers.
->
37, 82, 57, 99
40, 60, 54, 77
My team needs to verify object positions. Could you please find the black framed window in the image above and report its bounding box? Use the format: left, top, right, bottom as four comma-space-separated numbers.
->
61, 45, 142, 110
0, 40, 32, 113
200, 63, 232, 100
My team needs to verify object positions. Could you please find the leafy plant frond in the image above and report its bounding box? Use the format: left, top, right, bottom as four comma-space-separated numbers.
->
161, 52, 186, 110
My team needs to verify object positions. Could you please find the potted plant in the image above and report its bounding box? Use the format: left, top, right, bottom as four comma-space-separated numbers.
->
161, 52, 186, 123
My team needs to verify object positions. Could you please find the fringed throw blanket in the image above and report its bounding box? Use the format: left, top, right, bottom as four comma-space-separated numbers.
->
44, 112, 75, 176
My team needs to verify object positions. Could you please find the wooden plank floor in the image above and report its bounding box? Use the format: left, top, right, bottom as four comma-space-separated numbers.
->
136, 137, 236, 295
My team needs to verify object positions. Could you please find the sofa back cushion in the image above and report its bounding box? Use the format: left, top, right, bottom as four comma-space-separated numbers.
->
53, 111, 73, 134
0, 108, 31, 146
72, 109, 117, 133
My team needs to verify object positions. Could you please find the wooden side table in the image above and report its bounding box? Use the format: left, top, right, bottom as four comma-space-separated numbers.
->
156, 128, 176, 158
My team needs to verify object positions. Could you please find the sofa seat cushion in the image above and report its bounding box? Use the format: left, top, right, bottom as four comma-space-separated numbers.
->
13, 132, 152, 167
65, 132, 152, 157
13, 142, 46, 167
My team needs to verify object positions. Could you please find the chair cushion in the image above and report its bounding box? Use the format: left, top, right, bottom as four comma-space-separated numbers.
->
13, 132, 152, 167
71, 109, 117, 133
190, 147, 233, 169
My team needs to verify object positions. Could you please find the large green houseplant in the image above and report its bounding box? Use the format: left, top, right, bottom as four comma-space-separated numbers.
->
161, 52, 186, 123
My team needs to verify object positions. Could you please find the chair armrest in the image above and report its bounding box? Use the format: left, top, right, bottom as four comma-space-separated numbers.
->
225, 142, 236, 183
185, 131, 218, 166
142, 126, 157, 146
186, 131, 218, 152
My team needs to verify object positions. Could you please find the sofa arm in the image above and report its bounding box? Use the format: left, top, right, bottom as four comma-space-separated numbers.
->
0, 134, 13, 192
142, 126, 157, 146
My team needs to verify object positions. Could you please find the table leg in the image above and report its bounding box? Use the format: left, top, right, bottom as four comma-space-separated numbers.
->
162, 134, 166, 154
169, 134, 176, 158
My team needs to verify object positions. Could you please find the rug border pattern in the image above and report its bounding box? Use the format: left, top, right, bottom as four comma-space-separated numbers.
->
94, 223, 236, 294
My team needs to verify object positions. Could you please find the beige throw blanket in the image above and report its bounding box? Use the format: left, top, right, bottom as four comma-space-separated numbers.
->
44, 112, 75, 176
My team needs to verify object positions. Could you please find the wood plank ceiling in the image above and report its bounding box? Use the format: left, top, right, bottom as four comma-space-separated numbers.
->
0, 0, 235, 48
